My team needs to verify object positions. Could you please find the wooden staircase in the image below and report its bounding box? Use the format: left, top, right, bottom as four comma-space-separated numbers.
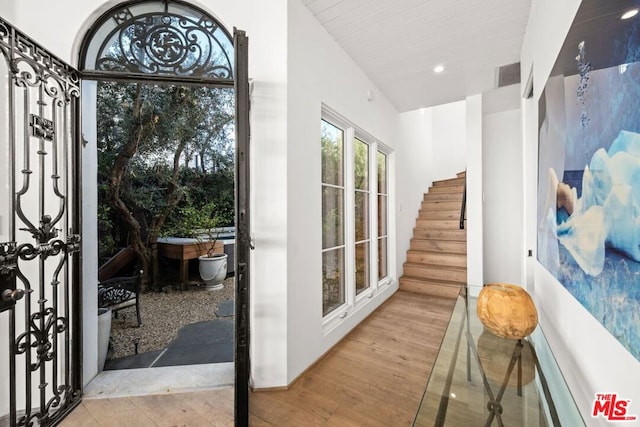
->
399, 171, 466, 298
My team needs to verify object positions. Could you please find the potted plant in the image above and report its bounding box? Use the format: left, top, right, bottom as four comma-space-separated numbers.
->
168, 202, 228, 290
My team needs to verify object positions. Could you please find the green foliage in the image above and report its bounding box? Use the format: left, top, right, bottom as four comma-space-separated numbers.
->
97, 201, 116, 261
321, 120, 343, 186
354, 138, 369, 190
97, 80, 236, 262
164, 202, 222, 238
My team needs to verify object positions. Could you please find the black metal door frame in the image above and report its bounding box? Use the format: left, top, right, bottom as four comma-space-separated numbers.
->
233, 28, 250, 427
0, 17, 83, 427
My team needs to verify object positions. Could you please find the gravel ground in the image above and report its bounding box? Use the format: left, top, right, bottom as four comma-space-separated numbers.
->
108, 276, 235, 359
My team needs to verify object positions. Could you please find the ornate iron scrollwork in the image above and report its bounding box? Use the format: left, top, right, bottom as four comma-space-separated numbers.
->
1, 16, 81, 426
93, 9, 233, 79
15, 307, 67, 369
20, 214, 60, 244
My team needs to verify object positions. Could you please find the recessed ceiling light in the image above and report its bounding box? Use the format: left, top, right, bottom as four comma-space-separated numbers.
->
621, 9, 638, 20
434, 65, 444, 73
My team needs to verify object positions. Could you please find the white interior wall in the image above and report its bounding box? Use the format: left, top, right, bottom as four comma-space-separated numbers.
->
285, 0, 401, 385
521, 66, 537, 293
396, 109, 432, 279
465, 95, 483, 296
0, 4, 16, 22
522, 0, 640, 423
430, 101, 467, 181
482, 108, 523, 285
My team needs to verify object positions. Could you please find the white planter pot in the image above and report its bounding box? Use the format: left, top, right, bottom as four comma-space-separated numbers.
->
97, 308, 112, 371
198, 253, 228, 291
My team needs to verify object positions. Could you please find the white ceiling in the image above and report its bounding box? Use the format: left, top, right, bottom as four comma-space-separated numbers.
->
303, 0, 532, 112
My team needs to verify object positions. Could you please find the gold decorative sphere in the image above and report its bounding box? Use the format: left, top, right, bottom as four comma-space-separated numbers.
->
477, 283, 538, 339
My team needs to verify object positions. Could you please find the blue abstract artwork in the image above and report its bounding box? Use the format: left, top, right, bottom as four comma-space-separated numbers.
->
538, 0, 640, 362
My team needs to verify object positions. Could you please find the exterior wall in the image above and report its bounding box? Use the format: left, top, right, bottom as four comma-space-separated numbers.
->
286, 0, 401, 385
522, 0, 640, 423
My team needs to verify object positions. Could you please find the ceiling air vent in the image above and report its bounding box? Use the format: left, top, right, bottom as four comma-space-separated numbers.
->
496, 62, 521, 88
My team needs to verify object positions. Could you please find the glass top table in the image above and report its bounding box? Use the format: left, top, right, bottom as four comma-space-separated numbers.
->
413, 294, 585, 426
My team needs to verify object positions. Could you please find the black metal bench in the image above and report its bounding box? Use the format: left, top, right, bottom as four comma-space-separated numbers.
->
98, 270, 143, 327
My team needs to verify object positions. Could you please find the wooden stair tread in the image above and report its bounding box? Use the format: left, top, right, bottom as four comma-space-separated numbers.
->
421, 200, 462, 209
409, 240, 466, 254
399, 276, 463, 298
416, 219, 460, 228
406, 251, 466, 267
427, 184, 465, 193
400, 275, 464, 286
403, 262, 466, 270
412, 229, 466, 241
432, 177, 465, 187
423, 192, 462, 200
407, 249, 466, 257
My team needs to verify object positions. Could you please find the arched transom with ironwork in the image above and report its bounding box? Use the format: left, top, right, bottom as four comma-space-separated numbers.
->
80, 0, 234, 86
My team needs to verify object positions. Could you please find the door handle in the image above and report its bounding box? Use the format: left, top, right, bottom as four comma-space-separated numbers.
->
2, 288, 25, 302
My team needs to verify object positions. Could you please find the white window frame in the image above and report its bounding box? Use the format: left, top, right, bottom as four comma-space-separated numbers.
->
321, 106, 394, 330
376, 149, 391, 284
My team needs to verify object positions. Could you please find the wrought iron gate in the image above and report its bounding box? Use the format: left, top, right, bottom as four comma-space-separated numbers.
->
0, 18, 82, 427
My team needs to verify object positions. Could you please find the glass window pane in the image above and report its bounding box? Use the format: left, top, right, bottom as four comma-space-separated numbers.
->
321, 120, 344, 186
355, 191, 370, 242
378, 195, 387, 236
377, 151, 387, 194
322, 186, 344, 249
378, 237, 388, 280
323, 248, 345, 316
356, 242, 370, 294
354, 138, 369, 190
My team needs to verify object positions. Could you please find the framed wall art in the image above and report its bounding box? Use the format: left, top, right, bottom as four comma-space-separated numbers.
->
537, 0, 640, 362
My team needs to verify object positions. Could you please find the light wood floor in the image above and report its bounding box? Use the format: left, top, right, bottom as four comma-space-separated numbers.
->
61, 290, 457, 426
61, 387, 234, 426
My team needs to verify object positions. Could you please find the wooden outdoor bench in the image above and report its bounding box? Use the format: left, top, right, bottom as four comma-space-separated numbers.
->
98, 270, 143, 327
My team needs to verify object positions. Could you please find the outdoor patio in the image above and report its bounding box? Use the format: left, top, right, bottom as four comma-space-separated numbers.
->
104, 275, 235, 369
